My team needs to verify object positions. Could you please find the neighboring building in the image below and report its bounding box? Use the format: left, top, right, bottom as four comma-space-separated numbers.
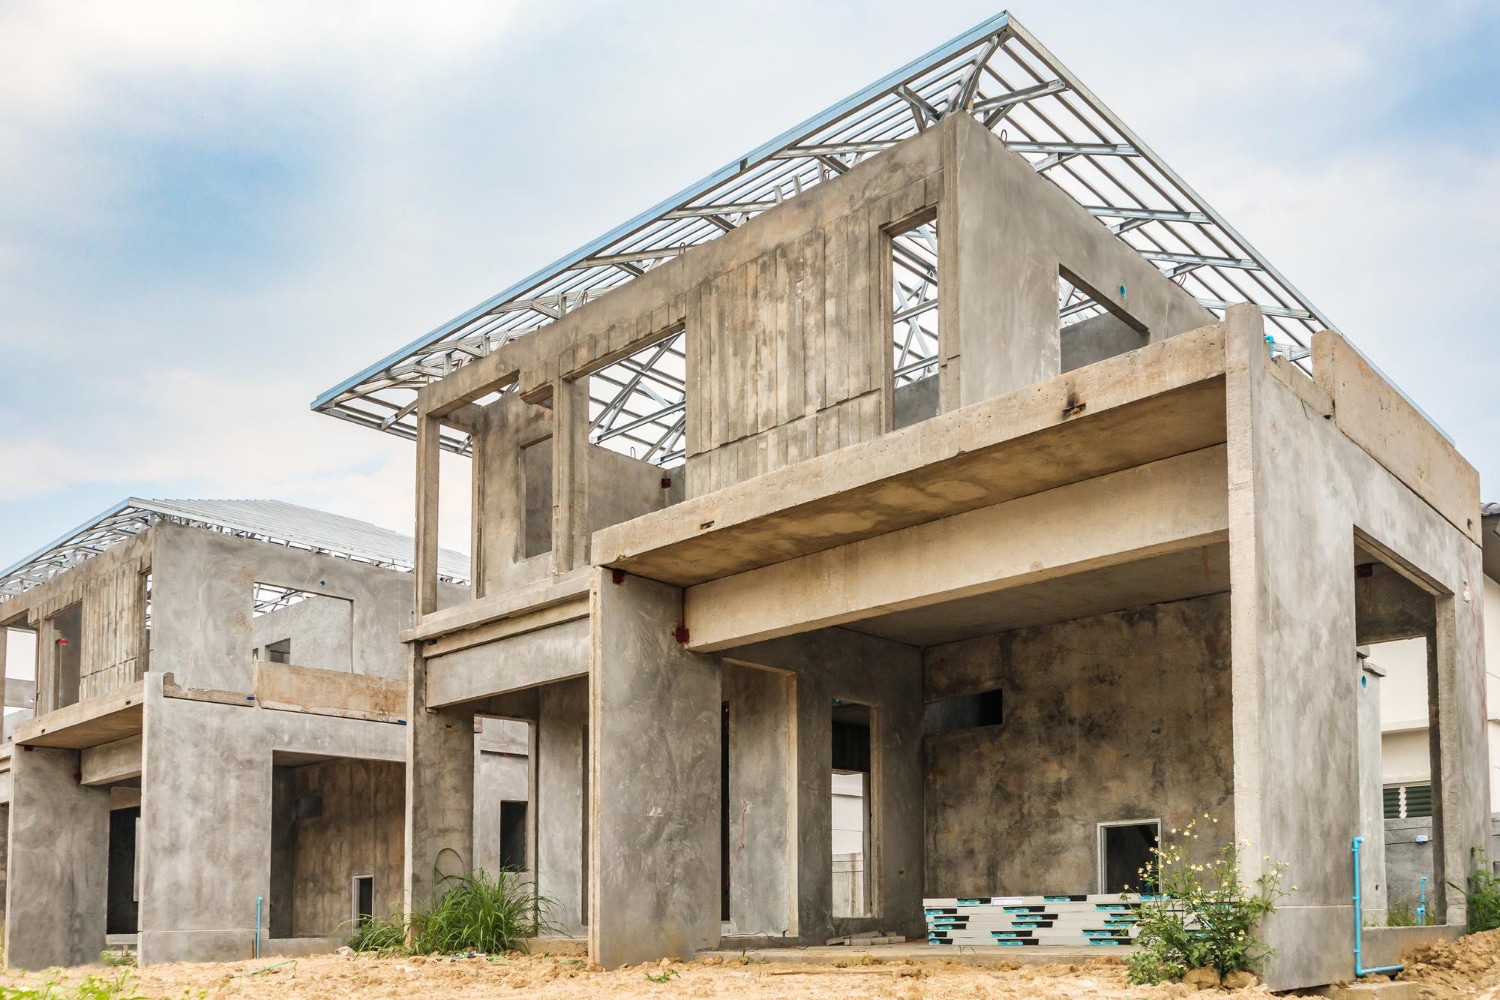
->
311, 14, 1490, 991
0, 499, 467, 967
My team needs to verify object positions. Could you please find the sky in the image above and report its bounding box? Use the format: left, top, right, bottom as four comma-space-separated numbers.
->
1, 0, 1498, 570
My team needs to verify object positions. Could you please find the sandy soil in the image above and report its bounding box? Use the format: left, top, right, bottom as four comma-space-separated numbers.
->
5, 931, 1500, 1000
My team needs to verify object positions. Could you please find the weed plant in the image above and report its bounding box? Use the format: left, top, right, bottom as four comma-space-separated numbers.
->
1126, 816, 1289, 985
1451, 849, 1500, 933
346, 866, 553, 956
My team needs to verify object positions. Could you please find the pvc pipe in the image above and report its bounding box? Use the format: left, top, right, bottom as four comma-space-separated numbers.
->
255, 896, 263, 960
1351, 837, 1403, 977
1417, 876, 1427, 927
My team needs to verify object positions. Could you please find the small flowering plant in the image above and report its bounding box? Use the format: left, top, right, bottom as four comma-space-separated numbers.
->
1125, 815, 1292, 985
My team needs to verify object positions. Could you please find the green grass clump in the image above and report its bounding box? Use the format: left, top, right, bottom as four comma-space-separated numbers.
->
410, 869, 551, 955
347, 866, 553, 956
347, 914, 408, 954
1385, 899, 1418, 927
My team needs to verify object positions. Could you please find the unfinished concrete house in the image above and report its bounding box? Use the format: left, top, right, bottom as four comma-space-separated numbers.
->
312, 13, 1489, 991
0, 499, 467, 968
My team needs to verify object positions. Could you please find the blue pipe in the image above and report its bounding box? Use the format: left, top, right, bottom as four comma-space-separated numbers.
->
255, 896, 263, 959
1417, 877, 1427, 927
1352, 837, 1403, 977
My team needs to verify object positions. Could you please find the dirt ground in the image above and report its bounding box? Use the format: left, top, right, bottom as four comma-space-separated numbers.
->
5, 931, 1500, 1000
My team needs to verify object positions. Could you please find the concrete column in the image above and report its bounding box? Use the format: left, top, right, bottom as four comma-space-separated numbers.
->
414, 409, 442, 618
552, 376, 591, 575
537, 678, 587, 935
589, 570, 720, 967
723, 662, 796, 937
1356, 654, 1387, 923
5, 745, 110, 968
405, 644, 476, 914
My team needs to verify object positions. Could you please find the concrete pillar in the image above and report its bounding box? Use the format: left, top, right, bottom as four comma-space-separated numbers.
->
5, 745, 110, 968
537, 679, 587, 935
405, 644, 476, 914
723, 662, 796, 937
589, 570, 720, 967
1356, 653, 1387, 923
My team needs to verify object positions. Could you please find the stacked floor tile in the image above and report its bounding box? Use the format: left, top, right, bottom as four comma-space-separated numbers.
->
924, 894, 1146, 947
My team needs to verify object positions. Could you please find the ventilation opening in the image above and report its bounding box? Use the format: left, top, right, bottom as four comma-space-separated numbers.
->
589, 329, 687, 468
890, 214, 939, 430
924, 688, 1002, 735
832, 700, 873, 919
252, 584, 353, 672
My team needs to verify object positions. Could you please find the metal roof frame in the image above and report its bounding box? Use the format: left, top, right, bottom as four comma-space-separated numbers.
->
311, 10, 1337, 459
0, 498, 470, 603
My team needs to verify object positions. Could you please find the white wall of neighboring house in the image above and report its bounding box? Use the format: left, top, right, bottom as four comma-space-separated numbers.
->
1377, 574, 1500, 808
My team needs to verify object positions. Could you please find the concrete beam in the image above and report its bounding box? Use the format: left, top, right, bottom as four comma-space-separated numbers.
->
426, 618, 589, 708
79, 734, 142, 786
595, 324, 1228, 587
684, 444, 1229, 651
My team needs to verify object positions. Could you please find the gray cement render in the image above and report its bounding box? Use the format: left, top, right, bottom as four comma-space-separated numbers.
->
922, 594, 1234, 898
589, 572, 721, 967
395, 113, 1488, 990
137, 673, 406, 965
5, 744, 110, 968
1223, 307, 1489, 989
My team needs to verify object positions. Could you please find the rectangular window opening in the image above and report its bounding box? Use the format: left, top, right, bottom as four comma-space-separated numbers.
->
1098, 820, 1160, 895
831, 699, 873, 919
521, 437, 554, 558
251, 584, 353, 673
1058, 266, 1148, 373
890, 215, 939, 430
3, 625, 38, 742
49, 602, 83, 710
588, 330, 687, 470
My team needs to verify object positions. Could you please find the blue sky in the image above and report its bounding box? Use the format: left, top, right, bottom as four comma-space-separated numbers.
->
2, 0, 1497, 567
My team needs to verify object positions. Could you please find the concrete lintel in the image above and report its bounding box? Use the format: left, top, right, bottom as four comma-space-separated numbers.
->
14, 679, 146, 750
685, 444, 1229, 651
595, 324, 1227, 587
402, 569, 591, 644
422, 595, 589, 659
79, 734, 143, 786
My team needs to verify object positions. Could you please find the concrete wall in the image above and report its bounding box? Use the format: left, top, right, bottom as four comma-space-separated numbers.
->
537, 678, 588, 935
922, 593, 1234, 898
4, 745, 110, 968
1224, 308, 1488, 990
473, 718, 530, 879
251, 596, 353, 674
137, 674, 405, 964
150, 522, 457, 690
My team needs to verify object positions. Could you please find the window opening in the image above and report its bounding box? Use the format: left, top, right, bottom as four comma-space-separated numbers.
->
890, 216, 939, 430
589, 330, 687, 467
